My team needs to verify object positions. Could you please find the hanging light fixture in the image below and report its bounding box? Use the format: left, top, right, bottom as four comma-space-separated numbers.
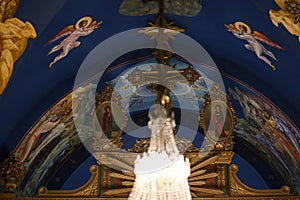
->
128, 104, 192, 200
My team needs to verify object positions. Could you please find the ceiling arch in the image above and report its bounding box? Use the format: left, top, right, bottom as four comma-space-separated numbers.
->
0, 0, 299, 197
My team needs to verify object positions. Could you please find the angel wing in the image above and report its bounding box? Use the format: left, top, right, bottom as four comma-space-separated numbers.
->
252, 31, 285, 50
224, 23, 239, 33
45, 24, 75, 44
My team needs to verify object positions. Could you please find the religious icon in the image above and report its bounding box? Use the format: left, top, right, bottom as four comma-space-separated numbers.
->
213, 104, 227, 138
102, 105, 114, 138
201, 101, 234, 142
91, 101, 125, 141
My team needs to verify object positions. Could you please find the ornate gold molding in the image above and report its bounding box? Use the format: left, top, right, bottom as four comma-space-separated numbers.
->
214, 151, 234, 164
35, 165, 99, 197
229, 164, 292, 197
0, 153, 24, 192
95, 84, 120, 108
128, 136, 200, 154
217, 165, 226, 192
1, 162, 299, 199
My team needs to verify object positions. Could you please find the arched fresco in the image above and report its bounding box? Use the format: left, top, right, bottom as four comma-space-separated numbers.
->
13, 57, 300, 196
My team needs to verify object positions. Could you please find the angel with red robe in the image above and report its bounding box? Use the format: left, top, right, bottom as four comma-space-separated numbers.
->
46, 16, 102, 68
225, 21, 285, 70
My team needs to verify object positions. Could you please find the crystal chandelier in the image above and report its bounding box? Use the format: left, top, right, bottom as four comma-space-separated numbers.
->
129, 105, 192, 200
127, 0, 193, 198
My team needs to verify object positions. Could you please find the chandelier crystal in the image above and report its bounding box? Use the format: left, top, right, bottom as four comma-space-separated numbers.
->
128, 105, 192, 200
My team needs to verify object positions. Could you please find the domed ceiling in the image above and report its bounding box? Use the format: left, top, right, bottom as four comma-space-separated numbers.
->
0, 0, 299, 197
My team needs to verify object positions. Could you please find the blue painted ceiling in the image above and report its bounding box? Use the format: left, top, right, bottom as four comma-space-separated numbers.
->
0, 0, 299, 194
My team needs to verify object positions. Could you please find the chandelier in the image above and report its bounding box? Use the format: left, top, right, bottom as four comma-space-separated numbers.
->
126, 1, 198, 199
128, 105, 192, 200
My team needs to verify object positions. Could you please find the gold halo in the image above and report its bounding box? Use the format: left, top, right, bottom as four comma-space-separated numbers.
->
75, 16, 92, 29
234, 21, 251, 34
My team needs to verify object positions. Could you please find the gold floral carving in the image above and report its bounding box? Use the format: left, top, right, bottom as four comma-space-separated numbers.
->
269, 0, 300, 41
0, 153, 25, 192
128, 138, 150, 153
229, 164, 292, 197
36, 165, 99, 197
128, 136, 200, 154
95, 84, 121, 108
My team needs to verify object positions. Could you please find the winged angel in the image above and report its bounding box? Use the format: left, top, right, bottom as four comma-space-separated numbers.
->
46, 16, 102, 68
225, 22, 285, 70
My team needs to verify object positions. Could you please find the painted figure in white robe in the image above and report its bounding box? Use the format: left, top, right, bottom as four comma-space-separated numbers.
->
225, 21, 285, 70
47, 16, 102, 68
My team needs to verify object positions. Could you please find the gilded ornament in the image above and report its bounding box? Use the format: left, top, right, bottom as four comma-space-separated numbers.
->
0, 17, 36, 94
200, 84, 237, 151
128, 136, 200, 154
0, 0, 36, 94
270, 0, 300, 41
229, 164, 292, 197
180, 65, 201, 85
0, 153, 24, 192
0, 0, 19, 22
217, 166, 226, 191
36, 165, 99, 197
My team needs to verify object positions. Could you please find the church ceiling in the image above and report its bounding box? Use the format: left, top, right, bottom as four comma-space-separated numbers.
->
0, 0, 299, 197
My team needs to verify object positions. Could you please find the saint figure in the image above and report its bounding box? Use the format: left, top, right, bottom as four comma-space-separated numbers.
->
213, 104, 227, 137
102, 106, 113, 138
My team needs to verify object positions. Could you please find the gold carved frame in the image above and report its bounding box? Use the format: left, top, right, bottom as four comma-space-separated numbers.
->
200, 84, 237, 151
91, 84, 128, 151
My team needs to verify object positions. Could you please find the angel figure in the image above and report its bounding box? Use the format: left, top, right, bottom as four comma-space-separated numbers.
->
46, 16, 102, 68
225, 21, 285, 70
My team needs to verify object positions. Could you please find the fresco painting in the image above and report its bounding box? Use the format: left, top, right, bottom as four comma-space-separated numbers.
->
10, 55, 300, 196
108, 59, 216, 112
46, 16, 102, 68
225, 21, 285, 70
230, 86, 300, 191
14, 84, 96, 196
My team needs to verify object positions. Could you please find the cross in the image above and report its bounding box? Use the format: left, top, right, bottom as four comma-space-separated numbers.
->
127, 63, 186, 116
127, 0, 200, 116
